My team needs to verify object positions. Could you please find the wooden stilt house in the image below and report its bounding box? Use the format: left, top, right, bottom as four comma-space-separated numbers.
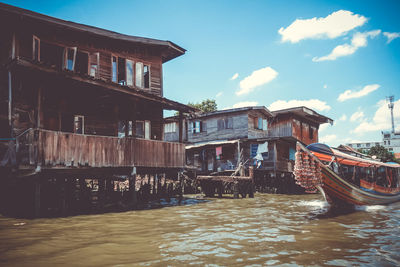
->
0, 3, 195, 217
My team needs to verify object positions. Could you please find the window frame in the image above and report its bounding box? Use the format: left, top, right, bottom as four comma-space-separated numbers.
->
73, 115, 84, 134
63, 47, 77, 71
111, 55, 118, 83
89, 52, 100, 78
125, 59, 135, 87
32, 35, 40, 61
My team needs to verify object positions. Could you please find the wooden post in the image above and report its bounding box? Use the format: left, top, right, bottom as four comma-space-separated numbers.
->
273, 141, 277, 178
233, 181, 239, 199
130, 167, 137, 207
34, 178, 41, 217
37, 87, 43, 128
178, 111, 183, 143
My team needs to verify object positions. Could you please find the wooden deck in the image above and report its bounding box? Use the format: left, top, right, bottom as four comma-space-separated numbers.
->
17, 129, 185, 169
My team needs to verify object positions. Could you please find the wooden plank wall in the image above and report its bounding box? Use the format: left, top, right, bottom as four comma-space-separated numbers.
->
14, 30, 164, 96
19, 129, 185, 168
188, 113, 249, 143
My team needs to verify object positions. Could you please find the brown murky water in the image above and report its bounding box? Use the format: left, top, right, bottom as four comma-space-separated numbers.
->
0, 194, 399, 266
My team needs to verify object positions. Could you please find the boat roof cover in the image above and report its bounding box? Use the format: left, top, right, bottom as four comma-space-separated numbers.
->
307, 143, 400, 168
307, 143, 334, 156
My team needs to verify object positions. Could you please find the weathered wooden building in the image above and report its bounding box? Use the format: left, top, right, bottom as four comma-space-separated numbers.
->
0, 3, 195, 217
165, 106, 333, 194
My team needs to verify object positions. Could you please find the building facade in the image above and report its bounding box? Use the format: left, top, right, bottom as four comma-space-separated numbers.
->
0, 3, 194, 217
165, 106, 333, 193
347, 131, 400, 159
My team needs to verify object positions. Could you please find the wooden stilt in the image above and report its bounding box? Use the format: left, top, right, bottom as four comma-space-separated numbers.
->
34, 178, 41, 218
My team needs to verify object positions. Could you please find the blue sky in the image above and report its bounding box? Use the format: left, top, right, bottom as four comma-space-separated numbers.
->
4, 0, 400, 146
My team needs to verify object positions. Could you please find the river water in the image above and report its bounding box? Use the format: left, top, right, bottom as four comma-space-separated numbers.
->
0, 194, 399, 266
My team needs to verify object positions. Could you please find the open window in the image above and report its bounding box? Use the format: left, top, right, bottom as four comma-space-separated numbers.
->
75, 51, 89, 74
40, 41, 63, 69
145, 120, 151, 139
126, 59, 134, 86
74, 115, 84, 134
112, 55, 118, 82
144, 64, 150, 89
64, 47, 77, 71
192, 121, 203, 133
89, 52, 99, 77
118, 57, 126, 85
135, 62, 143, 88
32, 35, 40, 61
136, 121, 144, 138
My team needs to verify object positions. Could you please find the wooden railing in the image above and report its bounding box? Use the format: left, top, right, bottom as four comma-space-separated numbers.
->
260, 160, 294, 172
17, 129, 185, 169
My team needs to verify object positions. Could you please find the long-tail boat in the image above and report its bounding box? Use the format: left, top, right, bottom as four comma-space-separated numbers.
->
294, 142, 400, 207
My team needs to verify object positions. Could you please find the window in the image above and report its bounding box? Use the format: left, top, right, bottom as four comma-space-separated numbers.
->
144, 65, 150, 88
136, 62, 143, 87
262, 119, 268, 131
89, 52, 99, 77
32, 36, 40, 61
40, 41, 63, 68
112, 56, 118, 82
217, 118, 233, 130
250, 144, 258, 158
75, 51, 89, 74
357, 144, 361, 148
192, 121, 203, 133
118, 57, 126, 85
366, 143, 370, 147
254, 117, 267, 130
126, 59, 134, 86
64, 47, 77, 71
136, 121, 144, 138
145, 120, 150, 139
74, 115, 84, 134
309, 126, 314, 139
389, 148, 393, 151
165, 122, 177, 133
118, 121, 126, 138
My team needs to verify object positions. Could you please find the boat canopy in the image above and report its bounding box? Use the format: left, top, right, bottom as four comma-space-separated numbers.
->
306, 143, 400, 168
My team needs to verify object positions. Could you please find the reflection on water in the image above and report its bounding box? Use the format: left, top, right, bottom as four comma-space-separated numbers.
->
0, 194, 399, 266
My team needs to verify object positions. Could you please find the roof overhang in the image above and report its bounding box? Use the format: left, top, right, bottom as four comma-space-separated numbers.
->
272, 106, 333, 125
0, 3, 185, 63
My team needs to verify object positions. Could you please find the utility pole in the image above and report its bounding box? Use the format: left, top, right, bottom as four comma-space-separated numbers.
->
386, 96, 395, 133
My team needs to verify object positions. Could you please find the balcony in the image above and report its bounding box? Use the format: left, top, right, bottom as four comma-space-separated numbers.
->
17, 129, 185, 169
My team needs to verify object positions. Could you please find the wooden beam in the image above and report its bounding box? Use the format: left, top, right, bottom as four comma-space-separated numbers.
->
178, 111, 183, 143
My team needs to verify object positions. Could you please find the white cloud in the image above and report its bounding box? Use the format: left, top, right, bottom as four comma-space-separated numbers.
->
278, 10, 367, 43
236, 67, 278, 96
319, 123, 330, 132
230, 73, 239, 80
319, 134, 337, 144
383, 32, 400, 43
337, 84, 380, 102
352, 99, 400, 134
350, 110, 365, 122
312, 30, 381, 62
338, 114, 347, 121
223, 101, 259, 110
323, 84, 328, 89
216, 92, 223, 98
268, 99, 331, 112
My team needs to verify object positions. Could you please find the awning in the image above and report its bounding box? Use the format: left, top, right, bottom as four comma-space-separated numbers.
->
186, 139, 239, 149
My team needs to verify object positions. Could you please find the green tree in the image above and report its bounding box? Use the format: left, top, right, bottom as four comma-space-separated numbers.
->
187, 99, 217, 113
367, 145, 396, 162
